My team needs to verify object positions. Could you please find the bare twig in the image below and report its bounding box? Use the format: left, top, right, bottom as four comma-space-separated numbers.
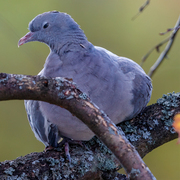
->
141, 37, 170, 66
132, 0, 150, 20
0, 73, 156, 180
159, 25, 180, 35
143, 15, 180, 77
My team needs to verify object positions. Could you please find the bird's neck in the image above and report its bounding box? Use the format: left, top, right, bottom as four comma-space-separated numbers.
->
49, 30, 88, 56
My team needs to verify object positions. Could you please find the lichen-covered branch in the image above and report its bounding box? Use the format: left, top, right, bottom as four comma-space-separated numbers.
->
121, 93, 178, 157
0, 73, 179, 179
1, 74, 179, 180
0, 73, 156, 180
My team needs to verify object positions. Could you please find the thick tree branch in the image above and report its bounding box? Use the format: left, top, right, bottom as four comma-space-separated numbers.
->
0, 73, 179, 179
0, 73, 156, 180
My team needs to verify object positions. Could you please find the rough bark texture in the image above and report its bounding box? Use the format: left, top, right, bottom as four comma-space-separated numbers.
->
0, 73, 178, 180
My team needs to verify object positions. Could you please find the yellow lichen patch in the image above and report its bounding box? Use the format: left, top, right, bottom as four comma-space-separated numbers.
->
173, 113, 180, 144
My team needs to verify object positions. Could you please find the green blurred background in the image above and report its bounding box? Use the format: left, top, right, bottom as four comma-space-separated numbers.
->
0, 0, 180, 179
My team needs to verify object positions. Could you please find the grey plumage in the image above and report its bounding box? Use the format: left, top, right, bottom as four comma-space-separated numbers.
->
24, 100, 60, 147
19, 11, 152, 148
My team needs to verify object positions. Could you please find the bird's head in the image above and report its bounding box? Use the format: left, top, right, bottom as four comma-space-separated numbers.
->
18, 11, 86, 50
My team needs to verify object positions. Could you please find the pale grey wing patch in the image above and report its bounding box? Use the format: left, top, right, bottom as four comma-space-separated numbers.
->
117, 58, 152, 120
130, 73, 152, 118
24, 100, 60, 147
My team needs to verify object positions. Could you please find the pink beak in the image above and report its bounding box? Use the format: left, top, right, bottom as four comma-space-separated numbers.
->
18, 32, 34, 47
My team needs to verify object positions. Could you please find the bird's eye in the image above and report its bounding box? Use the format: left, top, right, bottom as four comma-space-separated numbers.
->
43, 22, 49, 29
